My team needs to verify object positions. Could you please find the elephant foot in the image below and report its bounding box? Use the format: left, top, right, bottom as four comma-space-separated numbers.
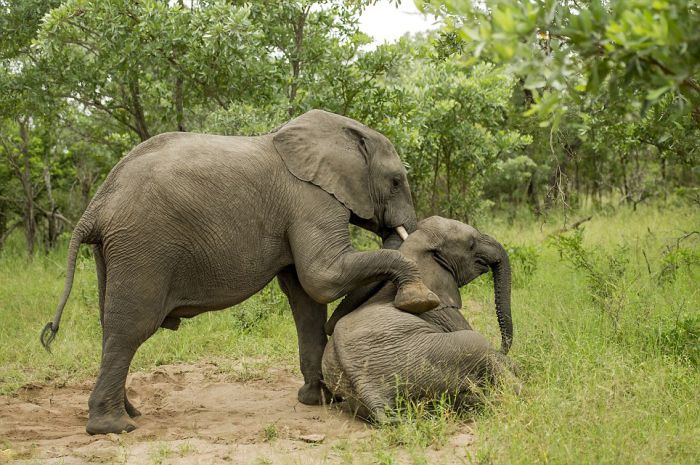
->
298, 381, 340, 405
86, 411, 137, 435
394, 281, 440, 314
371, 409, 399, 426
125, 397, 141, 418
298, 382, 323, 405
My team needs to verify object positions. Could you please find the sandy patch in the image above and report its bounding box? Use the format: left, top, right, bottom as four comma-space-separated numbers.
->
0, 363, 475, 464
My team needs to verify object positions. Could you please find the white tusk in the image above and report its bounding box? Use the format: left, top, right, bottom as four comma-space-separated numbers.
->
395, 226, 409, 241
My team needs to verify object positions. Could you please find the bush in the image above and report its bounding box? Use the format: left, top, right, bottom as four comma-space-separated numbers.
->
503, 243, 539, 288
657, 232, 700, 285
653, 314, 700, 367
548, 228, 632, 328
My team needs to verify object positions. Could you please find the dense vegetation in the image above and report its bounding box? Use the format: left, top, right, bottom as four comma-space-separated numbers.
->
1, 1, 698, 464
2, 0, 697, 254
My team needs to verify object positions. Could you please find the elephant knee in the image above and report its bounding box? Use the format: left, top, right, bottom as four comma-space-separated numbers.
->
300, 286, 335, 305
298, 268, 346, 304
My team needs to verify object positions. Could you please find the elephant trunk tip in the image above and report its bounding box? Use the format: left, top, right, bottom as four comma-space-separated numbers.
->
40, 322, 58, 353
500, 333, 513, 355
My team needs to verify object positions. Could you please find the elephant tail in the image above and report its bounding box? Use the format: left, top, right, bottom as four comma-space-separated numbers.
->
40, 214, 95, 352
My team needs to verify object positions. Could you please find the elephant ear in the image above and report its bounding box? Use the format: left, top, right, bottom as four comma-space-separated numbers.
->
273, 110, 374, 220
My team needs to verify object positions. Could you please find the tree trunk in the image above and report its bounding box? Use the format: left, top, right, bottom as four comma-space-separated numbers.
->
0, 211, 6, 250
429, 146, 441, 215
574, 153, 580, 202
18, 120, 36, 257
43, 164, 59, 249
128, 77, 151, 141
287, 6, 309, 117
526, 174, 540, 216
620, 152, 629, 203
174, 1, 187, 133
175, 75, 186, 132
80, 172, 93, 209
545, 139, 580, 210
443, 143, 452, 218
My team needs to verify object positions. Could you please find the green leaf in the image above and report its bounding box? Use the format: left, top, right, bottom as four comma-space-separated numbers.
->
493, 7, 516, 34
646, 86, 671, 101
523, 74, 546, 90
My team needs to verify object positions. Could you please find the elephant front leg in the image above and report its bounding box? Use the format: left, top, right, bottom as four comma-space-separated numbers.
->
298, 248, 440, 313
277, 266, 331, 405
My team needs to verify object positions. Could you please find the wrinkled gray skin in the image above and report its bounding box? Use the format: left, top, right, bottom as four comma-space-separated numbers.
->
322, 216, 514, 423
40, 110, 441, 435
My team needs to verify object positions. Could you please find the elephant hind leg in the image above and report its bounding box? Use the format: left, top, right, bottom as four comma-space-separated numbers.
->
124, 390, 141, 418
445, 330, 520, 399
349, 391, 392, 425
94, 244, 106, 326
94, 248, 144, 422
87, 288, 163, 435
87, 332, 141, 435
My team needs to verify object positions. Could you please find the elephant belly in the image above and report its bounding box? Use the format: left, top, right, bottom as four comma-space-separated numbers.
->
166, 239, 293, 312
101, 219, 293, 318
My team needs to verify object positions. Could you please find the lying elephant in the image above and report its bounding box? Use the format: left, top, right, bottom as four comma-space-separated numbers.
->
40, 109, 440, 435
322, 216, 514, 422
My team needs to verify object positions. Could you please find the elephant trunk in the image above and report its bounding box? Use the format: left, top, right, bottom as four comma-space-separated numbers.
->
403, 214, 418, 234
488, 239, 513, 355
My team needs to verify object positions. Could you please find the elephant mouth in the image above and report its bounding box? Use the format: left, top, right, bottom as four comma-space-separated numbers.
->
475, 257, 490, 272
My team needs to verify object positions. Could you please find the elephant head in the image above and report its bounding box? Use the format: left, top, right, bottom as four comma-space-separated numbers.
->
273, 110, 416, 237
399, 216, 513, 354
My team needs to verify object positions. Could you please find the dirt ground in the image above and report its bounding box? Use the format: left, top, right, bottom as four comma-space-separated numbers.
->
0, 362, 475, 465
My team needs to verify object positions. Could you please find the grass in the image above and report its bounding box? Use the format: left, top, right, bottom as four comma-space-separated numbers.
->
148, 442, 172, 465
1, 201, 698, 464
465, 202, 700, 465
262, 423, 279, 442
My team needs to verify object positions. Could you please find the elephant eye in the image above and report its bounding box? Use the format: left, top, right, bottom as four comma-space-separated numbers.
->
391, 177, 401, 189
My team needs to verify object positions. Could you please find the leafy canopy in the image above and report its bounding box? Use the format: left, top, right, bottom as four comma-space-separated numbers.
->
420, 0, 700, 126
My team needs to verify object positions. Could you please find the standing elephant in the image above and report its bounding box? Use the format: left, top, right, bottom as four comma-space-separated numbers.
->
322, 216, 515, 423
40, 109, 440, 435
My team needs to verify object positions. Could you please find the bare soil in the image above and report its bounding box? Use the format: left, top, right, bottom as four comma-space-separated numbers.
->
0, 362, 475, 464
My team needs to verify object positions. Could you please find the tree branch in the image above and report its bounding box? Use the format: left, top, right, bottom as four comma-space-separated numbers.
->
35, 206, 74, 227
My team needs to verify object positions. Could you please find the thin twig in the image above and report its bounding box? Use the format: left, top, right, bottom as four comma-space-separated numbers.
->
642, 249, 652, 275
548, 216, 593, 237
